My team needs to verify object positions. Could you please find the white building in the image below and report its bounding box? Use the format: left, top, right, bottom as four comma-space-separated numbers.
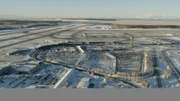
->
26, 85, 37, 89
53, 69, 74, 88
76, 46, 84, 54
76, 77, 90, 88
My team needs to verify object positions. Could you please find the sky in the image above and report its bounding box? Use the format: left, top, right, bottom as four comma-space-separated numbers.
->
0, 0, 180, 18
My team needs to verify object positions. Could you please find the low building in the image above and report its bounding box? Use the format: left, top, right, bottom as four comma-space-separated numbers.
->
81, 77, 90, 82
16, 65, 40, 74
4, 74, 22, 79
16, 66, 32, 73
76, 46, 84, 54
36, 85, 50, 88
26, 85, 37, 89
77, 81, 89, 89
76, 77, 90, 88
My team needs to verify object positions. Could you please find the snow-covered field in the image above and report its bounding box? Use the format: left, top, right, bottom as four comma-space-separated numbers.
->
156, 49, 180, 88
1, 22, 180, 88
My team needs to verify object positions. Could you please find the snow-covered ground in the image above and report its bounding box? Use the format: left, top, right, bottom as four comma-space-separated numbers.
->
157, 48, 180, 88
81, 52, 115, 72
0, 63, 69, 88
65, 70, 130, 88
1, 22, 180, 89
167, 49, 180, 72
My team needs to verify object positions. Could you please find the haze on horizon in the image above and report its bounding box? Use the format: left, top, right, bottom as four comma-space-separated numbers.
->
0, 0, 180, 19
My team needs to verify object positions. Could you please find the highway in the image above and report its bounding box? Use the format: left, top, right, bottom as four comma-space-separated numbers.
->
50, 30, 86, 40
0, 26, 62, 42
0, 25, 53, 36
152, 48, 163, 88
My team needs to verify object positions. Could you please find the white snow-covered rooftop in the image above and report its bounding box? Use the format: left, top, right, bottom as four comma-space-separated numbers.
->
76, 77, 90, 88
26, 60, 40, 64
26, 85, 37, 89
81, 77, 90, 82
77, 81, 89, 88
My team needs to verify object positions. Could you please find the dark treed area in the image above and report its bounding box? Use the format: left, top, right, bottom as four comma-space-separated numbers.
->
0, 20, 60, 30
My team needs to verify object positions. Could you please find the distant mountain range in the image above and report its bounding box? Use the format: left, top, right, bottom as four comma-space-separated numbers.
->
1, 15, 180, 21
